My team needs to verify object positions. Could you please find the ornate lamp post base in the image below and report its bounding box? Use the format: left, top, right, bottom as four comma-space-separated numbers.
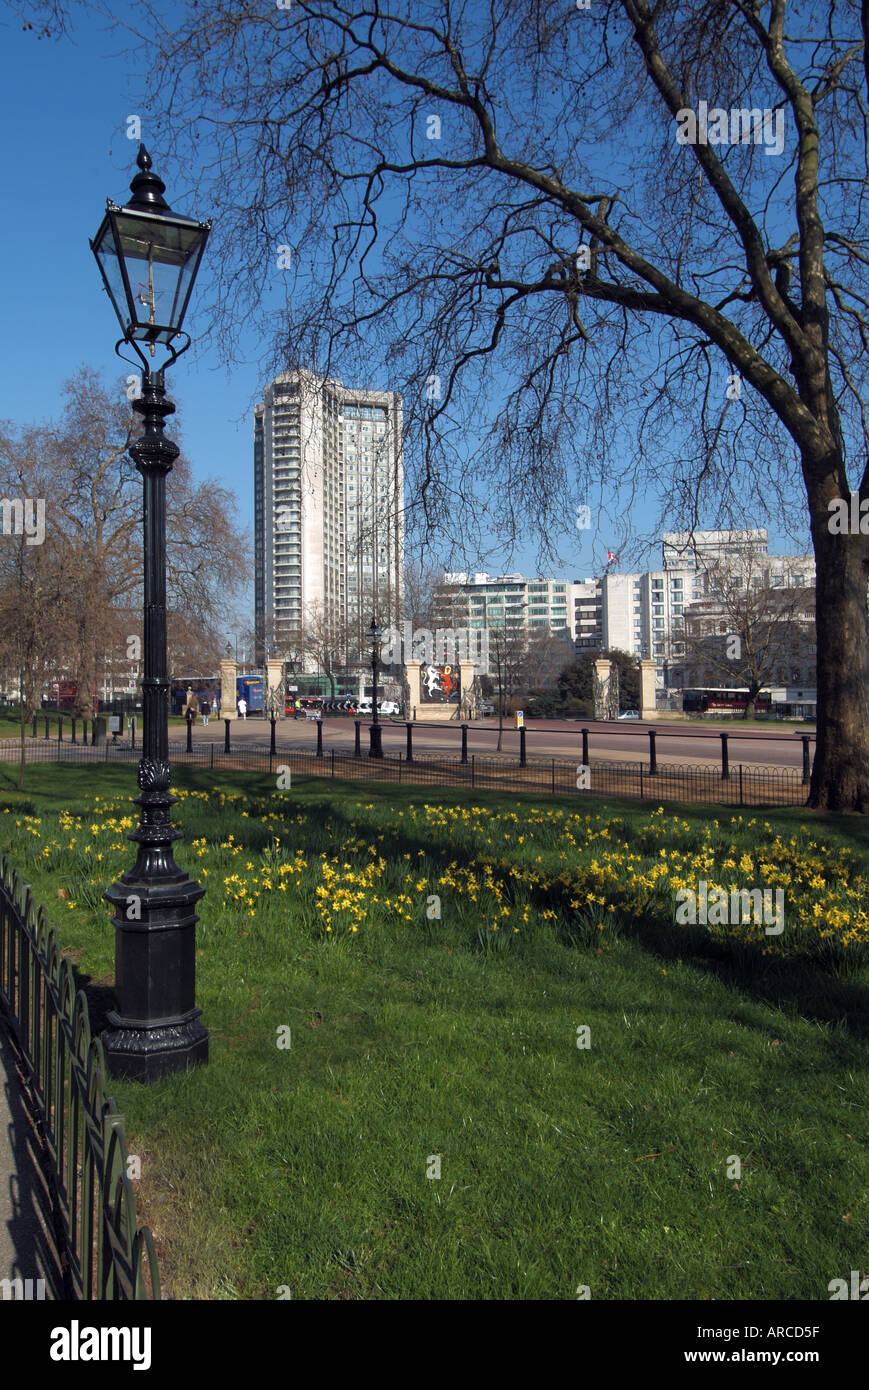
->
103, 767, 208, 1082
368, 724, 383, 758
102, 1015, 208, 1083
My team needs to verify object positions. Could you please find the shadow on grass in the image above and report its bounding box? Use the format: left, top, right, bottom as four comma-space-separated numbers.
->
6, 762, 869, 1049
264, 784, 869, 1049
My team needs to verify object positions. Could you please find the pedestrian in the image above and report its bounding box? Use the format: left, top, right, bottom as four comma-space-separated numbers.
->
201, 696, 210, 727
294, 697, 301, 720
238, 696, 247, 720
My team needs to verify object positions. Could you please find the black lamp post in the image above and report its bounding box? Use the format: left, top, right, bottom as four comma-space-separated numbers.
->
90, 144, 211, 1081
368, 617, 383, 758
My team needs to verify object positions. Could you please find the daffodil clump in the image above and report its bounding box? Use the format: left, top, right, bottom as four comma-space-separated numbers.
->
2, 791, 866, 964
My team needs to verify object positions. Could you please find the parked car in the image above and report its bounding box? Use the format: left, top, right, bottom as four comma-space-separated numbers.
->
379, 700, 400, 716
617, 709, 641, 720
357, 698, 373, 715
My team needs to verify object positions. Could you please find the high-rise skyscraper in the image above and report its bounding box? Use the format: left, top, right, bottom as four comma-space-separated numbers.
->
254, 369, 404, 666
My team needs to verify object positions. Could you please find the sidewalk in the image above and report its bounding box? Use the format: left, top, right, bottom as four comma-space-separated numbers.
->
0, 1014, 65, 1298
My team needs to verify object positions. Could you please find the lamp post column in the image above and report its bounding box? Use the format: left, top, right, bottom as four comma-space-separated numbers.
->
102, 369, 208, 1081
369, 642, 383, 758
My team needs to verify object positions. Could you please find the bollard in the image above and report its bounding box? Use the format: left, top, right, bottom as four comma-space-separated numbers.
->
413, 706, 417, 722
801, 735, 811, 785
720, 731, 730, 781
406, 722, 414, 763
130, 716, 136, 751
82, 720, 88, 746
316, 719, 323, 758
57, 717, 63, 742
270, 716, 277, 755
581, 727, 589, 766
31, 715, 37, 739
519, 726, 527, 768
186, 711, 193, 753
224, 718, 231, 753
648, 729, 658, 775
44, 716, 49, 741
460, 723, 468, 765
71, 717, 77, 745
354, 720, 361, 758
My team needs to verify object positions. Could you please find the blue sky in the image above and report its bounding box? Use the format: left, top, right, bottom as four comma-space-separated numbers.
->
0, 9, 267, 631
0, 5, 807, 623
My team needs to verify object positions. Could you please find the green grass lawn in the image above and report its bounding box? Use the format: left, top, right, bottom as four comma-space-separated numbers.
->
1, 762, 867, 1300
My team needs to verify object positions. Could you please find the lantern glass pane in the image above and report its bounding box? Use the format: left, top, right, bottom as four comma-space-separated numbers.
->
94, 220, 134, 328
113, 211, 205, 340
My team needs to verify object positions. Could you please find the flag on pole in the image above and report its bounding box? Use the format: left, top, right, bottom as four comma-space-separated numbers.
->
607, 549, 619, 563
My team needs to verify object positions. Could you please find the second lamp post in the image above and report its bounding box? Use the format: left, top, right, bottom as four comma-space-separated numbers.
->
368, 618, 383, 758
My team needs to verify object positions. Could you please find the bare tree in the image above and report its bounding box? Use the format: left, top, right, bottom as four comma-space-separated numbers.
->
522, 627, 577, 690
488, 616, 528, 750
0, 368, 247, 709
681, 558, 815, 717
0, 480, 72, 788
402, 558, 446, 632
97, 0, 869, 809
299, 599, 354, 696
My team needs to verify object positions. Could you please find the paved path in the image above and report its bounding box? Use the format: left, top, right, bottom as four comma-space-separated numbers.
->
179, 715, 811, 771
0, 1015, 64, 1299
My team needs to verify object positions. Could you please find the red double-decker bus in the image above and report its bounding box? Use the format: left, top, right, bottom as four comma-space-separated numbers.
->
46, 680, 99, 713
47, 680, 78, 711
682, 687, 772, 715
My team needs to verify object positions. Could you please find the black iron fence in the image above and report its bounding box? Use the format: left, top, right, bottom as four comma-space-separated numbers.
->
0, 856, 160, 1299
0, 738, 808, 808
13, 714, 816, 781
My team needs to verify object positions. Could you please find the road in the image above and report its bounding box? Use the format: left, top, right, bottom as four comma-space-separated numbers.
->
189, 715, 813, 771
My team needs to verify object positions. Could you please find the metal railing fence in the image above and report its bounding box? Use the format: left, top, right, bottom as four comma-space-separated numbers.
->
0, 856, 160, 1300
0, 738, 807, 808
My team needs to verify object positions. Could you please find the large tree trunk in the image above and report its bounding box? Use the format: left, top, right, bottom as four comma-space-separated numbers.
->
807, 517, 869, 810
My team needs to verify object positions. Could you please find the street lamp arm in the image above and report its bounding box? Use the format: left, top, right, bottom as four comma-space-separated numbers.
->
115, 331, 192, 376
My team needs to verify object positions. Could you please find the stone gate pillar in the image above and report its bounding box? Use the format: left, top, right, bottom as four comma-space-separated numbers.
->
266, 658, 284, 718
221, 656, 238, 721
639, 659, 657, 721
405, 659, 421, 719
459, 659, 477, 718
593, 657, 612, 720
